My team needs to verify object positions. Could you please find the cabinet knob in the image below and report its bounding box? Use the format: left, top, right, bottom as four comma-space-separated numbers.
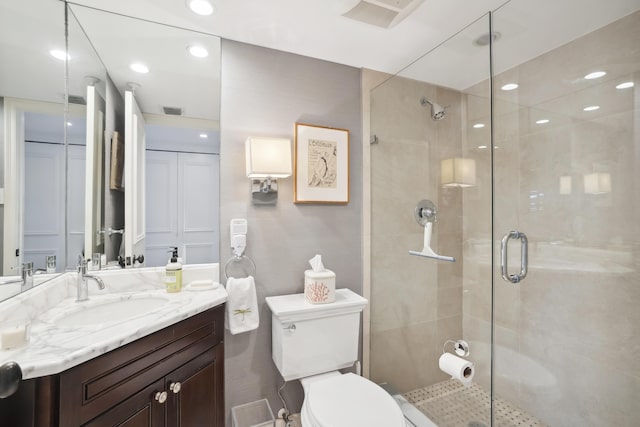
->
169, 381, 182, 394
154, 391, 168, 404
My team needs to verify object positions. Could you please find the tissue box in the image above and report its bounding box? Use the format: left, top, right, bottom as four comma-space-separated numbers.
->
304, 270, 336, 304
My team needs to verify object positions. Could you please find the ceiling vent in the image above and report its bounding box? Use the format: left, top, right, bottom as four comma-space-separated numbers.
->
162, 106, 183, 116
68, 94, 86, 105
342, 0, 425, 29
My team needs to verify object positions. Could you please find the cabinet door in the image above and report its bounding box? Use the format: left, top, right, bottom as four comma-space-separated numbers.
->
83, 379, 165, 427
166, 345, 224, 427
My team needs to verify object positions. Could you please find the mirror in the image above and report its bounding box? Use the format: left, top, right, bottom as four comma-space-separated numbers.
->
0, 1, 221, 302
0, 1, 71, 301
69, 4, 221, 269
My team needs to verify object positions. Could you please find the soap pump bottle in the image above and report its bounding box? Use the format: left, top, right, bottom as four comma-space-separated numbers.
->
165, 247, 183, 293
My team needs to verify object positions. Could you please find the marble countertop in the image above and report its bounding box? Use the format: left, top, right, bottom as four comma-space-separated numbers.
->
0, 264, 227, 379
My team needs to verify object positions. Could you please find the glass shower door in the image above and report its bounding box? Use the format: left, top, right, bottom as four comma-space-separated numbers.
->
491, 2, 640, 425
368, 14, 494, 427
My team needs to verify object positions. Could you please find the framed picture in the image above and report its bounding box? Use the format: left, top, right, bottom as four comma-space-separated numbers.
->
294, 123, 349, 204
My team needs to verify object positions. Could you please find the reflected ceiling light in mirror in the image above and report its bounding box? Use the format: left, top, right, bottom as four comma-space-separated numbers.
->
477, 145, 488, 149
501, 83, 518, 91
199, 133, 208, 138
616, 81, 634, 89
473, 123, 485, 129
583, 105, 600, 112
584, 71, 606, 80
187, 0, 214, 15
66, 122, 72, 127
188, 45, 209, 58
130, 63, 149, 74
49, 49, 69, 61
536, 119, 550, 124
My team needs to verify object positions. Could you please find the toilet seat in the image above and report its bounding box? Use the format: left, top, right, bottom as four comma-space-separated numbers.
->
301, 373, 405, 427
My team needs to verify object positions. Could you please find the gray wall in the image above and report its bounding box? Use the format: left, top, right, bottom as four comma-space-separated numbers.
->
220, 40, 362, 423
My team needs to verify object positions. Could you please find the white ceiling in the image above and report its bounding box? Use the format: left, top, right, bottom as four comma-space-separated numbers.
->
1, 0, 639, 120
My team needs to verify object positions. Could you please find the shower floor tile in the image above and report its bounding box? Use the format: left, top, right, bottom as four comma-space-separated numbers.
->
403, 379, 547, 427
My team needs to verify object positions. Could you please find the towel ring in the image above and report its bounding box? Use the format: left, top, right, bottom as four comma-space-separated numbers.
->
224, 255, 256, 279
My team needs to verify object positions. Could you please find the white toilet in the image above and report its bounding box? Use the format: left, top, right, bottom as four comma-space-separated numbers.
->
265, 288, 405, 427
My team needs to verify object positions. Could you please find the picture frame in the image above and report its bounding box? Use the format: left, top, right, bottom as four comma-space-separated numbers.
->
294, 123, 349, 204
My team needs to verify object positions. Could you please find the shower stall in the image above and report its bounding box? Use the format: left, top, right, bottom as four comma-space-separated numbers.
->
367, 1, 639, 426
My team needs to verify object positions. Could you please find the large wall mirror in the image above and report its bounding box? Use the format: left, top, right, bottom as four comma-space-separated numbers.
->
70, 3, 221, 269
1, 0, 73, 300
0, 0, 220, 302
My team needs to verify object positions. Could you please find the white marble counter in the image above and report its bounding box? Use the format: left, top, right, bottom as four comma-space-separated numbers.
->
0, 264, 227, 379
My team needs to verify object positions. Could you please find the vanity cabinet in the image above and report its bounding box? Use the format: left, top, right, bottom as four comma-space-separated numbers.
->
1, 304, 224, 427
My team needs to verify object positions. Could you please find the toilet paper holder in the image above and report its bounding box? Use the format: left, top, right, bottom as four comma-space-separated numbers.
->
443, 339, 469, 357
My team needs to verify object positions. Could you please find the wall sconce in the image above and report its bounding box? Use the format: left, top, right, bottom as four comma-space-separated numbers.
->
441, 157, 476, 187
245, 137, 292, 205
583, 172, 611, 194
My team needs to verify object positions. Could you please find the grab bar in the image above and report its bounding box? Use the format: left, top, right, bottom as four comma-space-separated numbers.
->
501, 230, 528, 283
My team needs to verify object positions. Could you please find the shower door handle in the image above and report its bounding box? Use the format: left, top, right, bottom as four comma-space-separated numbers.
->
500, 231, 528, 283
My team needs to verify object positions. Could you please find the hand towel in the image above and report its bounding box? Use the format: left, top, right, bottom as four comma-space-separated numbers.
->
225, 276, 259, 335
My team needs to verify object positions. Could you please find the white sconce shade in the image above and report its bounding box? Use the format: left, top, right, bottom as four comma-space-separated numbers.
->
583, 172, 611, 194
441, 157, 476, 187
559, 175, 572, 195
245, 137, 292, 178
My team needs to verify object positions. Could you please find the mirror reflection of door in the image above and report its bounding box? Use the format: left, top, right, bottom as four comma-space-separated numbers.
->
23, 109, 85, 272
124, 90, 146, 264
144, 122, 219, 267
83, 84, 106, 261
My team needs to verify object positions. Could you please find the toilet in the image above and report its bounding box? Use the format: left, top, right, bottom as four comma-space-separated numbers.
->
265, 288, 405, 427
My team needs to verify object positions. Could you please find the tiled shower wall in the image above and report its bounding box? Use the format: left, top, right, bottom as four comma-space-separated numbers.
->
369, 9, 639, 427
368, 74, 465, 393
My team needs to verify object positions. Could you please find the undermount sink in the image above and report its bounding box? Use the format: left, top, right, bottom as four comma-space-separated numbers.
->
54, 296, 169, 327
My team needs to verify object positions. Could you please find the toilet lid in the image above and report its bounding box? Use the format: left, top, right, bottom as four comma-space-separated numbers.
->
304, 373, 405, 427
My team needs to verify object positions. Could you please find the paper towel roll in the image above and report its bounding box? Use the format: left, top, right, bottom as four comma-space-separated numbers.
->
439, 353, 474, 385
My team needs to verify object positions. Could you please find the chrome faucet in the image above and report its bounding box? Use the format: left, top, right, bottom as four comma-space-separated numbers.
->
77, 256, 105, 302
3, 262, 34, 291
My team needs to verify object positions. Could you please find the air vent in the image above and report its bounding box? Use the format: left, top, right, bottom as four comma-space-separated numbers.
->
162, 106, 183, 116
343, 0, 425, 29
68, 95, 86, 105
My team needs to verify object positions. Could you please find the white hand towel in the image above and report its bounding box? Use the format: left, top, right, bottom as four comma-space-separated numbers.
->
225, 276, 259, 335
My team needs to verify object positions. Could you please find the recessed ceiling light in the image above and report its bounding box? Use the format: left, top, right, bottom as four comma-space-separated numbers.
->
187, 0, 214, 16
66, 122, 72, 126
583, 105, 600, 112
130, 63, 149, 74
584, 71, 606, 80
473, 123, 485, 129
535, 119, 550, 124
188, 45, 209, 58
616, 81, 634, 89
49, 49, 69, 60
477, 145, 488, 149
501, 83, 518, 91
199, 133, 208, 139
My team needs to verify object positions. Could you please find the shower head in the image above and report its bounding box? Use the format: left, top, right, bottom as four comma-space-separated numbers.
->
420, 97, 446, 121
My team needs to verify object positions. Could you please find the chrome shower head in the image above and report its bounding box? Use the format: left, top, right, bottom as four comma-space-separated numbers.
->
420, 97, 446, 121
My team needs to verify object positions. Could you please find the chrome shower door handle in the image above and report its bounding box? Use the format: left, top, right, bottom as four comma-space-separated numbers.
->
501, 231, 528, 284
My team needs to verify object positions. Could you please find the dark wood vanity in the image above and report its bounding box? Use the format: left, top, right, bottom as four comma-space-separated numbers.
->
0, 305, 224, 427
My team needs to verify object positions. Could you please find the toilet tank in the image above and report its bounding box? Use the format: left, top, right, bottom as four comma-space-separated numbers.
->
265, 288, 367, 381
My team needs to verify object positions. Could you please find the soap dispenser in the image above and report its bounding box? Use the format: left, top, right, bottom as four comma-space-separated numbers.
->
165, 247, 183, 293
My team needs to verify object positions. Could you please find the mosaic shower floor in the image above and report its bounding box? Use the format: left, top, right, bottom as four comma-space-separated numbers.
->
403, 379, 547, 427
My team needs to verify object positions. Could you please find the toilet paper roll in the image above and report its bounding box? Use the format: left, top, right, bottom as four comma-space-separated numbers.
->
439, 353, 474, 385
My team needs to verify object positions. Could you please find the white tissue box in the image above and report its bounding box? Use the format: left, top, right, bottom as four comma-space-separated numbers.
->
304, 269, 336, 304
